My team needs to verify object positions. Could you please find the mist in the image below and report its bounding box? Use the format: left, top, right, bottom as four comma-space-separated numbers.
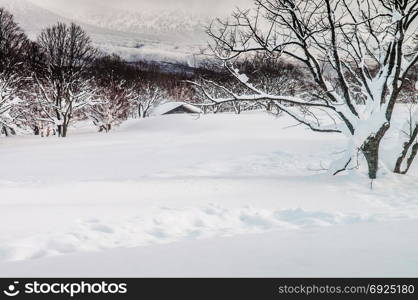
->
28, 0, 252, 15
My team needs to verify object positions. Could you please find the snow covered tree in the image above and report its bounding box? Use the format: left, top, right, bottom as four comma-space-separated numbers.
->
35, 78, 96, 136
129, 82, 167, 119
193, 55, 306, 114
394, 83, 418, 174
0, 8, 29, 136
35, 22, 97, 137
195, 0, 418, 179
88, 77, 132, 132
0, 8, 28, 72
393, 41, 418, 174
0, 72, 25, 136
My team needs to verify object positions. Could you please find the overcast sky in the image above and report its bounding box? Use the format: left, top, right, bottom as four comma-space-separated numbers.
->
28, 0, 252, 15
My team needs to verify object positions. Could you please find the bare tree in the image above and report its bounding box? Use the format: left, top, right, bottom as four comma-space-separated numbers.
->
394, 87, 418, 174
35, 22, 97, 137
193, 0, 418, 179
88, 77, 132, 132
129, 82, 167, 119
0, 73, 25, 135
193, 55, 306, 114
0, 8, 29, 136
0, 8, 28, 72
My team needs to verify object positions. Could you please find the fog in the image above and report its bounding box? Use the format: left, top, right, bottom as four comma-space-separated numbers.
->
28, 0, 252, 15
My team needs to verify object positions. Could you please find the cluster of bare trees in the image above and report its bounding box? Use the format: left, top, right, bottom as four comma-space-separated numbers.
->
0, 8, 183, 138
192, 0, 418, 179
193, 54, 310, 114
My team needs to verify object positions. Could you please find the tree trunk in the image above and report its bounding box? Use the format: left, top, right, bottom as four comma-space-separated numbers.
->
61, 117, 69, 138
360, 125, 389, 179
57, 125, 63, 137
233, 102, 241, 114
34, 126, 40, 136
394, 124, 418, 174
138, 104, 142, 119
61, 124, 68, 138
55, 104, 62, 137
361, 139, 380, 179
142, 108, 148, 119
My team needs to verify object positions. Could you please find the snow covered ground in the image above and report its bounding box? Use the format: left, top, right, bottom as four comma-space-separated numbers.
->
0, 112, 417, 277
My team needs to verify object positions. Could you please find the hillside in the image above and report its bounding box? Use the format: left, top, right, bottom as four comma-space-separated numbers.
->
0, 0, 204, 64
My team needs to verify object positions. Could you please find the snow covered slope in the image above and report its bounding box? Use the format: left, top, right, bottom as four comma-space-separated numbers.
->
0, 112, 417, 276
0, 0, 62, 38
28, 0, 238, 43
53, 8, 210, 43
0, 0, 204, 63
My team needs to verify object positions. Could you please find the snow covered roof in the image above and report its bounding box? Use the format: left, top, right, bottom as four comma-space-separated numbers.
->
153, 102, 202, 116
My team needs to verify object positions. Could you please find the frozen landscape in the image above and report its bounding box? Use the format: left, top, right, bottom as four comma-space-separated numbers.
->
0, 0, 417, 280
0, 111, 417, 277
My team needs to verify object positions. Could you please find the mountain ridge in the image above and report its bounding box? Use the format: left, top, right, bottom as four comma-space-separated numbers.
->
0, 0, 206, 64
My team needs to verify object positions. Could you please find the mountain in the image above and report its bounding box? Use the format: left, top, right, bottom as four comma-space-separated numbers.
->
0, 0, 63, 38
67, 9, 210, 43
26, 0, 241, 43
0, 0, 206, 65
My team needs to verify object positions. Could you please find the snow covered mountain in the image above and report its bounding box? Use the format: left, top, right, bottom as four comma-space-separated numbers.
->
0, 0, 209, 64
67, 9, 210, 43
0, 0, 63, 38
26, 0, 240, 43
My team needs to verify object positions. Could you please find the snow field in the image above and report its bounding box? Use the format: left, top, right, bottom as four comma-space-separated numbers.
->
0, 112, 417, 276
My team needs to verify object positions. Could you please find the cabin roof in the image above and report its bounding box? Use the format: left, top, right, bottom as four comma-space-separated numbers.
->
153, 102, 202, 115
